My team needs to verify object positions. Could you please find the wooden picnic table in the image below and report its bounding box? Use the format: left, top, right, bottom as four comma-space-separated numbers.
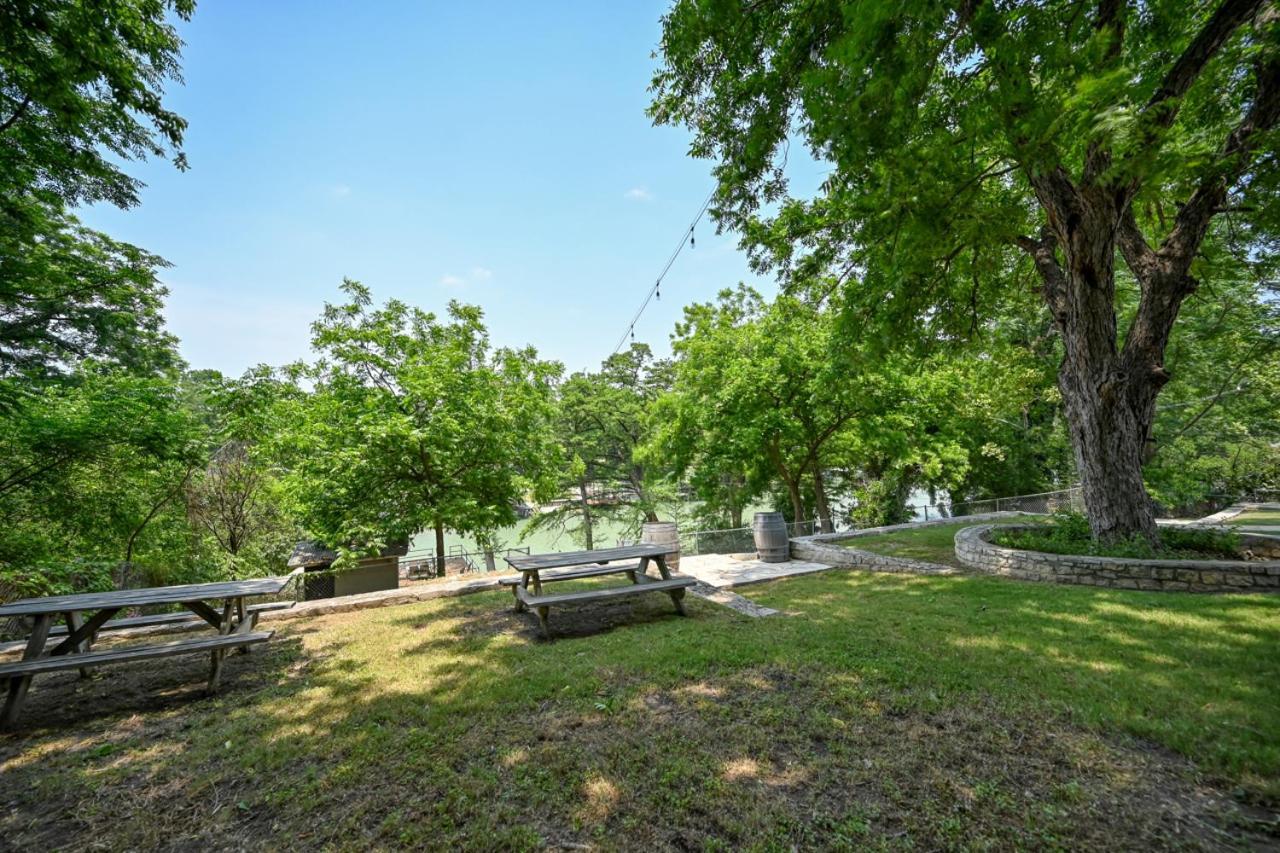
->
503, 544, 694, 638
0, 574, 297, 728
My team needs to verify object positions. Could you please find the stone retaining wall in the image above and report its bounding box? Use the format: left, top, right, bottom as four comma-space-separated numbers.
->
954, 524, 1280, 592
789, 512, 1032, 575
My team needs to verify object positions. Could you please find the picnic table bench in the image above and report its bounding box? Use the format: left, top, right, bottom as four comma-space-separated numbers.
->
0, 573, 298, 728
503, 544, 694, 639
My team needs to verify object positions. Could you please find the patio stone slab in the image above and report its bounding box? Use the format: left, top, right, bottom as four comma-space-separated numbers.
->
677, 552, 836, 589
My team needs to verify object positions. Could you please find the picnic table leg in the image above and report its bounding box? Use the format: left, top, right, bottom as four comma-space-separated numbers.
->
206, 599, 235, 693
234, 597, 253, 654
654, 555, 687, 616
2, 614, 52, 728
62, 611, 92, 678
514, 570, 535, 613
517, 570, 550, 638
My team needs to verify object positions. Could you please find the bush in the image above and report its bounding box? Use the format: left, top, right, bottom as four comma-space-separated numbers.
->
991, 512, 1240, 560
0, 558, 116, 602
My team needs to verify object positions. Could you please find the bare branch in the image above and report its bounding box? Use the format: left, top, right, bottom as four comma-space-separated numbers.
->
1014, 224, 1069, 321
1116, 204, 1160, 283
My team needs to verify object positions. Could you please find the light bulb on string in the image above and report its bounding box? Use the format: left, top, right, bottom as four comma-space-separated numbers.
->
656, 280, 661, 300
690, 227, 695, 249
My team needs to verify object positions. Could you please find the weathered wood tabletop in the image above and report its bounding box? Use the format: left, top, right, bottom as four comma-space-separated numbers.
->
505, 543, 669, 572
0, 576, 294, 617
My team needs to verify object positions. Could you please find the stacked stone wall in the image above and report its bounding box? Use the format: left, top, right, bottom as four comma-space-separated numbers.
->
954, 525, 1280, 593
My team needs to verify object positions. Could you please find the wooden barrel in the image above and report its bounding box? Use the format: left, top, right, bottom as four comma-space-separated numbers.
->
752, 512, 790, 563
641, 521, 680, 573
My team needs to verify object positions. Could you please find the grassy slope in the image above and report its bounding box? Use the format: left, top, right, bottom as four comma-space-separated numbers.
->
1235, 510, 1280, 525
835, 522, 979, 568
1, 573, 1277, 849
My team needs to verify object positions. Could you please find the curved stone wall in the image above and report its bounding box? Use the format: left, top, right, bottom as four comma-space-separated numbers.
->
954, 524, 1280, 592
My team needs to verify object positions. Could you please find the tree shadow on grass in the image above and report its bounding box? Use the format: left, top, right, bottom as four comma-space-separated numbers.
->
752, 568, 1280, 787
400, 587, 702, 644
0, 580, 1276, 850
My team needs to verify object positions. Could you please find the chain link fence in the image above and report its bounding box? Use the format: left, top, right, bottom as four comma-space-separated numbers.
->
912, 487, 1085, 521
910, 486, 1278, 522
680, 520, 823, 557
400, 546, 531, 578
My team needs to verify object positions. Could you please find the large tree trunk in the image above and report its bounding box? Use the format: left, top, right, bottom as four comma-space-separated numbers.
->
812, 465, 833, 533
1058, 355, 1160, 543
1028, 180, 1163, 543
1057, 206, 1160, 543
577, 477, 594, 550
1006, 0, 1280, 544
434, 519, 446, 577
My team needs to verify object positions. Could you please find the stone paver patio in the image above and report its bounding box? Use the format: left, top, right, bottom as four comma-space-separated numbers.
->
677, 552, 836, 589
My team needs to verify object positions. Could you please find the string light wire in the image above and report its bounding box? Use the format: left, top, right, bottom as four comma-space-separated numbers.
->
610, 187, 716, 356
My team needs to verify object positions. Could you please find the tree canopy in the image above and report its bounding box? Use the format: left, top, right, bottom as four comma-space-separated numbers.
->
270, 282, 563, 570
0, 0, 193, 210
651, 0, 1280, 541
525, 344, 673, 549
1, 0, 191, 380
647, 285, 1049, 529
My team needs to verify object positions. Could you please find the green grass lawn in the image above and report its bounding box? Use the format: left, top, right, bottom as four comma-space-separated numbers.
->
829, 514, 1049, 568
1, 572, 1278, 849
1235, 509, 1280, 525
834, 521, 984, 568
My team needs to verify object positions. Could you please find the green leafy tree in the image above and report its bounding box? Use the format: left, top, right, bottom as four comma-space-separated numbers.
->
0, 207, 177, 378
653, 286, 876, 531
653, 286, 1048, 528
652, 0, 1280, 542
942, 304, 1076, 503
1, 0, 193, 379
0, 368, 206, 596
184, 440, 299, 576
528, 344, 672, 549
0, 0, 193, 209
272, 281, 562, 573
1144, 271, 1280, 507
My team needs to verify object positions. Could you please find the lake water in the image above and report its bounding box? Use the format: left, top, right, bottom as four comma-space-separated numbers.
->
407, 489, 938, 561
405, 513, 641, 561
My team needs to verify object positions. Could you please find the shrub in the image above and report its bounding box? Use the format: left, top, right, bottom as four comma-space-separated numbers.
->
0, 558, 116, 602
991, 512, 1240, 560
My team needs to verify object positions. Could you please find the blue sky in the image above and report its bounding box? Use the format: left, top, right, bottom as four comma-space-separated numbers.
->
80, 1, 816, 377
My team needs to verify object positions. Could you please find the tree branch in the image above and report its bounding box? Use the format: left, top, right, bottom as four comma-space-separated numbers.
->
1142, 0, 1266, 128
0, 94, 32, 134
126, 466, 195, 563
1159, 36, 1280, 275
1014, 224, 1069, 321
1116, 204, 1160, 283
1082, 0, 1128, 184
